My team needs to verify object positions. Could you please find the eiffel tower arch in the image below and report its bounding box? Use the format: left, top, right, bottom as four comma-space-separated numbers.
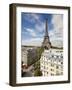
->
42, 19, 51, 49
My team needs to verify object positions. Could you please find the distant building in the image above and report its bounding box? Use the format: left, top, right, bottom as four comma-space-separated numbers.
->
21, 47, 28, 66
40, 19, 63, 76
21, 46, 39, 66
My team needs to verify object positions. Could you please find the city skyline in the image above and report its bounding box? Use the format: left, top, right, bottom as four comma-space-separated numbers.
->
21, 13, 63, 47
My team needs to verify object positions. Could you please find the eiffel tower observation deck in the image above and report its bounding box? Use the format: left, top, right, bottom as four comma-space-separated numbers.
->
42, 19, 51, 49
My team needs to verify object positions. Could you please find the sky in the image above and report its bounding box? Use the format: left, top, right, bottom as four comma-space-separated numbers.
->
21, 12, 63, 47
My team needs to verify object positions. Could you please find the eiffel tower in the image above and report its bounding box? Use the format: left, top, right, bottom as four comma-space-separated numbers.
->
42, 19, 51, 49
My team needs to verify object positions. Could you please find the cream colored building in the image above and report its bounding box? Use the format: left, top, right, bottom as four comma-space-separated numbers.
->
21, 47, 28, 66
40, 48, 63, 76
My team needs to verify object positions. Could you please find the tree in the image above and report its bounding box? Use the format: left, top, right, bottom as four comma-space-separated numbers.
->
27, 47, 44, 66
36, 47, 44, 60
34, 68, 42, 76
33, 47, 44, 76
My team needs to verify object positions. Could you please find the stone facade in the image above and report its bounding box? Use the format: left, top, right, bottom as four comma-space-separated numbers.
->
40, 49, 63, 76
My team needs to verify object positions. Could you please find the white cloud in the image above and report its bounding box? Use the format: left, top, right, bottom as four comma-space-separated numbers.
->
52, 14, 63, 31
22, 38, 43, 46
25, 13, 40, 23
35, 22, 45, 33
29, 14, 45, 33
49, 14, 63, 47
26, 28, 37, 37
30, 14, 40, 21
24, 13, 45, 33
23, 13, 45, 37
51, 40, 63, 47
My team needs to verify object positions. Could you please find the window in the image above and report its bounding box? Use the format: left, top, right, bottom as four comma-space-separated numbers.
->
56, 66, 59, 69
61, 62, 63, 64
61, 66, 63, 69
57, 56, 59, 58
56, 71, 60, 75
47, 72, 48, 74
61, 56, 63, 59
41, 65, 43, 68
44, 66, 45, 69
59, 60, 61, 62
52, 55, 54, 58
51, 63, 54, 67
50, 50, 51, 53
51, 73, 54, 76
61, 72, 63, 75
51, 69, 54, 71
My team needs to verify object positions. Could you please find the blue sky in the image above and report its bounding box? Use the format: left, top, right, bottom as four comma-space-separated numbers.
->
21, 12, 63, 47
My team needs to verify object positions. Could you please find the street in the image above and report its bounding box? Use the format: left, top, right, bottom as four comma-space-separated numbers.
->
22, 64, 34, 77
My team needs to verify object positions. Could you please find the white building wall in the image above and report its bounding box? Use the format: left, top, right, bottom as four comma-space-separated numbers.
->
40, 49, 63, 76
21, 47, 28, 65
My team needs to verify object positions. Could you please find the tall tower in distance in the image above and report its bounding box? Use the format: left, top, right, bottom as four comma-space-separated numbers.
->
42, 19, 51, 49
